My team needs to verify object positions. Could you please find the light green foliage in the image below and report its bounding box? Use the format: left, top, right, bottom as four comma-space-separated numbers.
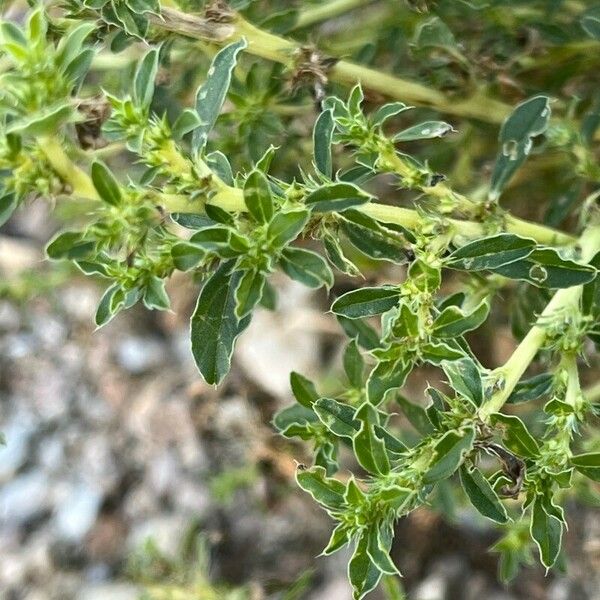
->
2, 2, 600, 599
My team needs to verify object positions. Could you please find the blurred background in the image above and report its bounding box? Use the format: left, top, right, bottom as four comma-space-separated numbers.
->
1, 200, 600, 600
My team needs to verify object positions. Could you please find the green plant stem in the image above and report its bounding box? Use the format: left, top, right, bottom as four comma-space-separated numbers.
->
150, 7, 511, 124
38, 136, 99, 200
480, 224, 600, 419
40, 136, 574, 247
295, 0, 375, 30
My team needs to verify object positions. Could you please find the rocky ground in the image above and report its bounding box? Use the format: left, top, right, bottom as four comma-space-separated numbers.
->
1, 207, 599, 600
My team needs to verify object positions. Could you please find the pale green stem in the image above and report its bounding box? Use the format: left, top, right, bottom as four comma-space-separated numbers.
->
150, 7, 511, 124
294, 0, 375, 30
480, 224, 600, 419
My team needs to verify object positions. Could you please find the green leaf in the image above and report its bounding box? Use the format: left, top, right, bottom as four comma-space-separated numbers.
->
442, 357, 484, 407
432, 300, 489, 338
91, 161, 122, 206
372, 102, 412, 126
56, 22, 96, 72
171, 241, 205, 271
341, 210, 408, 263
459, 465, 509, 524
366, 524, 399, 576
304, 182, 370, 213
447, 234, 535, 271
490, 413, 540, 458
290, 371, 319, 409
234, 269, 266, 318
6, 103, 73, 136
190, 262, 251, 385
530, 496, 563, 569
46, 230, 94, 260
507, 373, 554, 404
331, 286, 399, 318
321, 523, 351, 556
393, 121, 454, 142
143, 275, 170, 311
348, 531, 383, 600
366, 358, 411, 405
267, 209, 310, 248
493, 248, 597, 288
193, 38, 248, 152
422, 427, 475, 484
95, 284, 122, 327
296, 465, 346, 511
133, 46, 160, 108
396, 395, 435, 435
323, 232, 360, 276
353, 403, 390, 475
0, 193, 18, 227
337, 315, 380, 350
171, 212, 215, 230
570, 452, 600, 481
343, 339, 364, 388
490, 95, 551, 200
172, 108, 202, 140
243, 169, 274, 223
314, 397, 359, 439
279, 247, 334, 289
581, 15, 600, 41
273, 404, 318, 440
313, 108, 334, 177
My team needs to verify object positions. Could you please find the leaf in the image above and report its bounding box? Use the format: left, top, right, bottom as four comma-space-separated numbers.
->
56, 22, 96, 72
353, 403, 390, 475
234, 269, 266, 318
296, 465, 346, 511
459, 465, 509, 524
243, 169, 274, 223
313, 108, 334, 177
372, 102, 412, 126
393, 121, 455, 142
141, 275, 169, 311
366, 358, 411, 405
190, 262, 251, 385
396, 395, 435, 435
530, 496, 563, 569
366, 525, 399, 576
6, 103, 73, 136
343, 339, 364, 388
171, 241, 205, 271
273, 404, 318, 439
314, 397, 359, 439
422, 427, 476, 484
290, 371, 319, 409
46, 230, 94, 260
267, 209, 310, 248
279, 247, 334, 289
91, 161, 122, 206
133, 46, 160, 108
442, 357, 484, 407
490, 413, 540, 458
171, 212, 215, 230
95, 284, 122, 327
490, 95, 551, 200
581, 15, 600, 40
321, 523, 351, 556
493, 248, 597, 288
570, 452, 600, 481
507, 373, 554, 404
193, 38, 248, 152
337, 315, 380, 350
304, 182, 370, 213
0, 193, 18, 227
447, 234, 536, 271
331, 286, 399, 319
432, 300, 489, 338
323, 232, 360, 276
172, 108, 203, 140
348, 531, 383, 600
